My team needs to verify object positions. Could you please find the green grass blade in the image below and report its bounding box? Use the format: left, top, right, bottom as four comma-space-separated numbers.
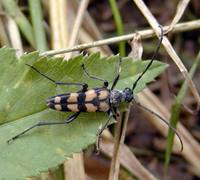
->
28, 0, 48, 52
165, 51, 200, 171
109, 0, 126, 56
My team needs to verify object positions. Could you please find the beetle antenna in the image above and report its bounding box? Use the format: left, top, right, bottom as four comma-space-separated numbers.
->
132, 25, 164, 92
133, 100, 183, 152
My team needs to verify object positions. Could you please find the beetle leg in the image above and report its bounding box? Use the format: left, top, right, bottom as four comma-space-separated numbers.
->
95, 110, 115, 154
111, 57, 122, 90
7, 112, 80, 144
81, 64, 108, 88
26, 64, 88, 91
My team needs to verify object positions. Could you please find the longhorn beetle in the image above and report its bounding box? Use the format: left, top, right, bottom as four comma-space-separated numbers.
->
7, 26, 183, 151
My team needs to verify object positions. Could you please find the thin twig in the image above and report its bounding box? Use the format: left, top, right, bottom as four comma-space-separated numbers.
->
40, 20, 200, 56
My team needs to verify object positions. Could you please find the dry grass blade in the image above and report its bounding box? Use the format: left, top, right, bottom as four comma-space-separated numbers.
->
166, 0, 190, 32
64, 153, 86, 180
108, 112, 123, 180
70, 0, 112, 55
128, 33, 143, 59
101, 138, 157, 180
49, 0, 68, 50
65, 0, 89, 60
6, 16, 23, 56
133, 0, 200, 106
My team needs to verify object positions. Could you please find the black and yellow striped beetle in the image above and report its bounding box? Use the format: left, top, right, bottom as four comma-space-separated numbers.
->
7, 26, 183, 151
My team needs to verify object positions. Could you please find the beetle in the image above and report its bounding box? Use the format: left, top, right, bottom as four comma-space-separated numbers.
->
7, 26, 183, 151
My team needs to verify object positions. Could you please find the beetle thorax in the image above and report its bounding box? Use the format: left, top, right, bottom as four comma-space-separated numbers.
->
110, 90, 123, 107
110, 88, 133, 107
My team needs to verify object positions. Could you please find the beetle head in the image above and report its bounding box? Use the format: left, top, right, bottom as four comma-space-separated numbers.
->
122, 88, 133, 103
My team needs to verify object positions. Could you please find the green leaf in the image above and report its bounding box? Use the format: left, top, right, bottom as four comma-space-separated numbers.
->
0, 47, 167, 179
